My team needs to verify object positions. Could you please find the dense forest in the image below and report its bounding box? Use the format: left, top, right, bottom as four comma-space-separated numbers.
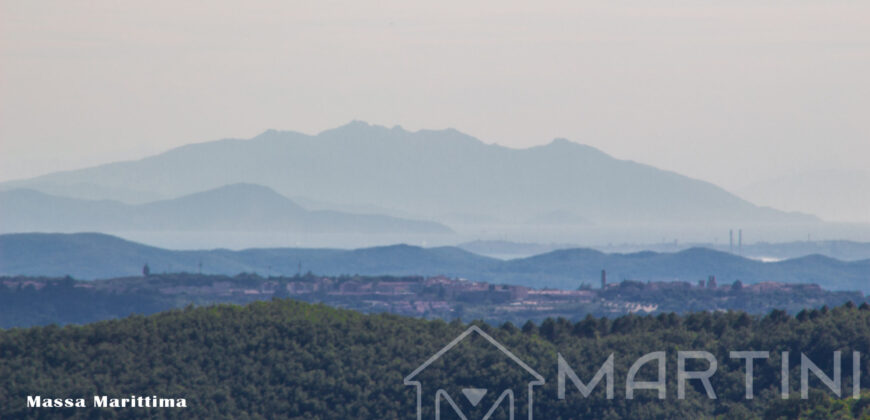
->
2, 298, 870, 419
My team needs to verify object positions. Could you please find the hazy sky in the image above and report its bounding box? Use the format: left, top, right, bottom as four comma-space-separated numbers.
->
1, 0, 868, 193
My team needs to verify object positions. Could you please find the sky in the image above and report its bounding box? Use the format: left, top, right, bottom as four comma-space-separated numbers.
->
1, 0, 869, 196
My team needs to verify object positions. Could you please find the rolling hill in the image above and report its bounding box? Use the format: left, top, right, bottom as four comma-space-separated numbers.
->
0, 184, 452, 234
1, 298, 869, 419
2, 233, 868, 292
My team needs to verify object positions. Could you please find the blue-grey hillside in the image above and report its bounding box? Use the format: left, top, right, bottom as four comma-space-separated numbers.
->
0, 184, 451, 234
0, 122, 816, 224
0, 233, 492, 281
3, 233, 867, 292
459, 239, 870, 261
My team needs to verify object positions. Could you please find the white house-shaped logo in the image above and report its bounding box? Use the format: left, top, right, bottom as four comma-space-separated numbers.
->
404, 326, 545, 420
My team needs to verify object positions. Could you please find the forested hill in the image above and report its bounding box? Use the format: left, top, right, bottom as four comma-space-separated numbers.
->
2, 299, 870, 419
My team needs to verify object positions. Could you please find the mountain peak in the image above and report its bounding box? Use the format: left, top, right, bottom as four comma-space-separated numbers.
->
141, 183, 304, 215
319, 120, 389, 136
345, 120, 371, 128
178, 183, 289, 201
206, 182, 279, 194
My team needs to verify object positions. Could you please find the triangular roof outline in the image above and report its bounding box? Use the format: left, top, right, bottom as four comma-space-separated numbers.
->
404, 325, 545, 384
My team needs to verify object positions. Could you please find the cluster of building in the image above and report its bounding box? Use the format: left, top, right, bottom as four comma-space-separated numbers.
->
0, 273, 845, 319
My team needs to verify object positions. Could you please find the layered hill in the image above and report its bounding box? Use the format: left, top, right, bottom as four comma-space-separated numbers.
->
0, 122, 817, 224
0, 233, 492, 281
459, 239, 870, 261
2, 233, 868, 291
0, 184, 451, 234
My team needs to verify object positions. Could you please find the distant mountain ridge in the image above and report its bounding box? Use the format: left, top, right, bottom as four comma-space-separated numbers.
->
739, 169, 870, 224
2, 233, 867, 292
0, 184, 451, 234
459, 239, 870, 261
0, 122, 817, 224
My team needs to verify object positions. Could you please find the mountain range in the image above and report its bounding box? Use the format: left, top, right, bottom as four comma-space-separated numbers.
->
0, 184, 451, 235
0, 122, 816, 226
3, 232, 868, 292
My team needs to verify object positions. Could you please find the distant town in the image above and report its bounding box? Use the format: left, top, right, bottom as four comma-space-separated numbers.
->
2, 271, 865, 328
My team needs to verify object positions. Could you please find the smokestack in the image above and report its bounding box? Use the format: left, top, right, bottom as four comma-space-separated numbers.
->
730, 230, 734, 253
738, 229, 743, 255
601, 269, 607, 290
